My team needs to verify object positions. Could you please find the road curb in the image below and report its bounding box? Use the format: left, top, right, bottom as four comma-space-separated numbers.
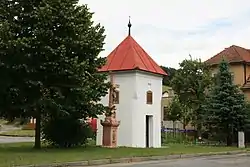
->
0, 134, 34, 137
17, 150, 249, 167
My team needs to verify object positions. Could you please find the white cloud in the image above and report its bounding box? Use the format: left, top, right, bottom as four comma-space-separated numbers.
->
80, 0, 250, 68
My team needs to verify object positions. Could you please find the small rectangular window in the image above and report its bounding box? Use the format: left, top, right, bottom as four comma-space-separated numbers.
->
146, 91, 153, 104
212, 72, 216, 77
230, 72, 234, 81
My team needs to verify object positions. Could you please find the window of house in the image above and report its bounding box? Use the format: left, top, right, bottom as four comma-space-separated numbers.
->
162, 91, 169, 98
146, 90, 153, 104
230, 72, 234, 81
211, 72, 217, 78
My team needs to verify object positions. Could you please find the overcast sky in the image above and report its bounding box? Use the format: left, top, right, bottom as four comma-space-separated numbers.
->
80, 0, 250, 68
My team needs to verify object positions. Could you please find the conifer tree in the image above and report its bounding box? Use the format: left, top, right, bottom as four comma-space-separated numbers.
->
203, 59, 249, 146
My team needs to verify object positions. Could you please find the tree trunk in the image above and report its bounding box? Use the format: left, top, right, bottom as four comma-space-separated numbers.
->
183, 123, 187, 139
226, 125, 234, 146
196, 111, 202, 139
227, 132, 233, 146
173, 121, 176, 137
197, 123, 202, 139
34, 108, 41, 149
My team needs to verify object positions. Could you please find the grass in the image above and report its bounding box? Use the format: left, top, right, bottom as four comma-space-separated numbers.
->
0, 129, 35, 137
0, 142, 246, 167
0, 118, 27, 127
0, 119, 7, 125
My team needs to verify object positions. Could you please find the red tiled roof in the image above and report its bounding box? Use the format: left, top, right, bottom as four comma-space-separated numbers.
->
205, 45, 250, 65
99, 35, 167, 76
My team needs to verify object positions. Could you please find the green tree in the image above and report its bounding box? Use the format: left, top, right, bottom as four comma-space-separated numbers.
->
0, 0, 109, 148
42, 116, 94, 148
164, 96, 192, 133
203, 59, 249, 146
164, 96, 181, 135
164, 96, 181, 123
171, 56, 212, 136
0, 0, 43, 132
161, 66, 176, 86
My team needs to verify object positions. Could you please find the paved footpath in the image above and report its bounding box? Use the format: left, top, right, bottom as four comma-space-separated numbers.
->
0, 136, 34, 143
92, 154, 249, 167
0, 124, 34, 143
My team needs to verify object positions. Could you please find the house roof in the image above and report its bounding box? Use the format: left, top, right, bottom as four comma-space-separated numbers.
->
99, 35, 167, 76
205, 45, 250, 65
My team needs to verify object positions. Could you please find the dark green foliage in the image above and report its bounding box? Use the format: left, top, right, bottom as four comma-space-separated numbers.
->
244, 104, 250, 143
165, 96, 192, 130
164, 96, 182, 122
0, 0, 109, 148
164, 96, 192, 139
203, 59, 249, 146
171, 57, 212, 135
0, 0, 41, 119
42, 116, 93, 148
161, 132, 191, 144
161, 66, 176, 86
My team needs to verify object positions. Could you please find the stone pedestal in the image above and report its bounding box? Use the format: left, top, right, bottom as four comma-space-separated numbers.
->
101, 116, 120, 148
238, 131, 245, 148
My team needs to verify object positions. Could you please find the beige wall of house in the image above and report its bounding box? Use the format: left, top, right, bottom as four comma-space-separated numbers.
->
210, 64, 244, 86
210, 63, 250, 101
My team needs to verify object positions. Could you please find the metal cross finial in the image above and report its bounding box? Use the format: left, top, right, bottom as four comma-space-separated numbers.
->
128, 16, 132, 36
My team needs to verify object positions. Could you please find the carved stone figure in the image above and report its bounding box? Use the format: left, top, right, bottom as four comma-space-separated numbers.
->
111, 85, 118, 104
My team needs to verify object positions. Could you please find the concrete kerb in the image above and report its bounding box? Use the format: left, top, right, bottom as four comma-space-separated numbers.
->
0, 134, 34, 137
17, 150, 249, 167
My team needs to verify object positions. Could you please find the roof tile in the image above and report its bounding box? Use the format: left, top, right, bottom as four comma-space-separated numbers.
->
206, 45, 250, 65
99, 35, 167, 76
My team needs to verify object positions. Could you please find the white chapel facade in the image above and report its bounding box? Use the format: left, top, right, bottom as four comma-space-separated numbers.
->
96, 21, 167, 148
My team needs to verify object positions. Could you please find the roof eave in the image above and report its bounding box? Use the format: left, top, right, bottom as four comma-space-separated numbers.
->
98, 68, 167, 77
207, 60, 246, 67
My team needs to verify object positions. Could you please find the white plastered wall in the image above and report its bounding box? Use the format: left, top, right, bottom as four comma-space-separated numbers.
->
96, 70, 162, 148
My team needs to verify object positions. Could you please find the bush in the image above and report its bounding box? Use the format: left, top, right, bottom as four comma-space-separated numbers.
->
42, 116, 94, 148
161, 131, 194, 145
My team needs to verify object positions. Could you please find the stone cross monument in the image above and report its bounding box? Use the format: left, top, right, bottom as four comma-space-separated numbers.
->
100, 72, 120, 147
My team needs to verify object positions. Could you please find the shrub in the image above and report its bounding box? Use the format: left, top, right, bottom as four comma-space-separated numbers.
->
161, 131, 193, 145
42, 116, 94, 148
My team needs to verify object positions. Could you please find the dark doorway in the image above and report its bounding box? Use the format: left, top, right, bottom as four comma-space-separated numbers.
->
146, 115, 149, 147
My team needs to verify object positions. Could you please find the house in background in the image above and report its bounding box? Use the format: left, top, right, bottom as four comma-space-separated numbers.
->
161, 86, 194, 130
161, 85, 174, 121
205, 45, 250, 100
161, 86, 180, 129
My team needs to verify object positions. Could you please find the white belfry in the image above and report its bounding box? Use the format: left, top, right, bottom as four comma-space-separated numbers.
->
96, 19, 167, 148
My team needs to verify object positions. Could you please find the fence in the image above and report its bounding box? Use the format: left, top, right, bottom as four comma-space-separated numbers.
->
161, 128, 197, 144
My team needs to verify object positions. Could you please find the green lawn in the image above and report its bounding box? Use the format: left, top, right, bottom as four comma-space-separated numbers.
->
0, 142, 246, 167
0, 119, 7, 125
0, 129, 35, 137
0, 119, 24, 129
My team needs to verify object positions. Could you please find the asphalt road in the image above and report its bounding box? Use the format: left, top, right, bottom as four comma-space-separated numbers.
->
0, 136, 34, 143
94, 154, 250, 167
